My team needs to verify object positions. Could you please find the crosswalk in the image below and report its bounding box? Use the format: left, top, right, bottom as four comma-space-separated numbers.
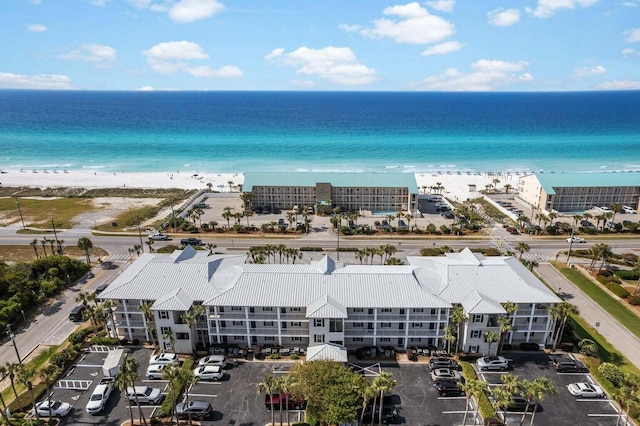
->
490, 240, 550, 263
105, 254, 131, 261
521, 252, 550, 263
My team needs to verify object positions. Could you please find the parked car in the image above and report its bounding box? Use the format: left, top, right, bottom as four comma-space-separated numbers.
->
431, 368, 462, 383
477, 356, 509, 371
148, 233, 169, 241
580, 220, 595, 228
194, 203, 210, 209
551, 355, 588, 373
567, 382, 605, 398
435, 381, 464, 396
126, 386, 163, 405
149, 353, 179, 365
441, 211, 454, 219
180, 237, 203, 246
567, 236, 586, 243
622, 205, 637, 214
86, 377, 114, 414
506, 227, 519, 235
428, 357, 460, 371
146, 364, 167, 380
507, 396, 537, 412
68, 305, 86, 322
265, 393, 307, 410
193, 365, 224, 381
197, 355, 228, 368
175, 401, 213, 420
359, 404, 398, 424
35, 400, 73, 417
94, 283, 109, 295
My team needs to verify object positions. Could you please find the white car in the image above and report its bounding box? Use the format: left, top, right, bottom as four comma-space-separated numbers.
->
193, 365, 224, 381
567, 236, 586, 243
477, 356, 509, 371
567, 382, 605, 398
148, 233, 169, 241
126, 386, 163, 404
86, 377, 114, 414
149, 352, 179, 365
35, 400, 73, 417
430, 368, 462, 382
197, 355, 228, 368
146, 364, 167, 380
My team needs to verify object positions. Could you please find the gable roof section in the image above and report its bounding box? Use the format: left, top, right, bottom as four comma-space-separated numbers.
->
152, 288, 193, 311
306, 343, 348, 363
461, 290, 506, 315
306, 295, 348, 319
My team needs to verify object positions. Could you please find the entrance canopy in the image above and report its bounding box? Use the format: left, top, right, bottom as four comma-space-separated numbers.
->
305, 343, 348, 363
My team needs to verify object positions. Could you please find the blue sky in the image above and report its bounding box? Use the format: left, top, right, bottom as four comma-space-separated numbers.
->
2, 0, 639, 91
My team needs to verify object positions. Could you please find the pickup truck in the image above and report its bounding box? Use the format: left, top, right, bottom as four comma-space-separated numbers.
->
86, 377, 114, 414
264, 393, 306, 410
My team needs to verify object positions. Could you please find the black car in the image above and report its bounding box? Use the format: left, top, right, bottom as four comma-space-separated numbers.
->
440, 211, 455, 219
507, 396, 536, 412
435, 380, 464, 396
551, 355, 588, 373
428, 357, 460, 371
175, 401, 213, 420
180, 238, 203, 246
94, 283, 109, 295
359, 404, 398, 424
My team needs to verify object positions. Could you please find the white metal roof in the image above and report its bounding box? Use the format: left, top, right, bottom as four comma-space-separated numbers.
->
152, 288, 193, 311
306, 295, 348, 319
306, 343, 348, 363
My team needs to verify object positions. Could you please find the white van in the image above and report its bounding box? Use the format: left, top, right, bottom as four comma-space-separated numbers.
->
622, 205, 637, 214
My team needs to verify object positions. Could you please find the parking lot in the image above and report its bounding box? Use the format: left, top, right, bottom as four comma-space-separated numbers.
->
476, 353, 623, 426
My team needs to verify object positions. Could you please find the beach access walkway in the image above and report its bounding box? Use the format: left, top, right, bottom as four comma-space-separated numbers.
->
537, 263, 640, 369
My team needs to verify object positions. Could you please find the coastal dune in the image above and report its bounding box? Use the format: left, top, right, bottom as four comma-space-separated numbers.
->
0, 169, 506, 201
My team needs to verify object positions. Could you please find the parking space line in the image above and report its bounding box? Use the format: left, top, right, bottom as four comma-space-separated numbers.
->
438, 396, 466, 400
188, 394, 218, 398
587, 413, 621, 417
194, 381, 222, 385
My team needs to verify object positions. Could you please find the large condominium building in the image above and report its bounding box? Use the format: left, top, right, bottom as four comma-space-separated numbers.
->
518, 172, 640, 213
99, 247, 559, 356
242, 172, 419, 213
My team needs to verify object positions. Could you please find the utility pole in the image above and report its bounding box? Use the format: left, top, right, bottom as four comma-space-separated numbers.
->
170, 198, 176, 232
15, 196, 26, 229
566, 226, 575, 266
137, 216, 144, 253
51, 219, 61, 253
6, 324, 21, 364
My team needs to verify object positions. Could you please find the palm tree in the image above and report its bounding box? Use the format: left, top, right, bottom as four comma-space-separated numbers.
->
163, 329, 175, 352
222, 206, 234, 228
278, 375, 296, 426
76, 292, 102, 344
443, 327, 456, 354
549, 302, 579, 351
485, 330, 500, 356
359, 381, 377, 426
139, 301, 157, 348
30, 238, 39, 258
0, 366, 12, 424
460, 378, 488, 426
39, 365, 60, 419
612, 385, 640, 426
41, 238, 48, 256
163, 364, 182, 426
115, 360, 136, 426
183, 304, 205, 352
244, 208, 254, 227
517, 242, 530, 259
610, 203, 623, 224
497, 301, 517, 354
77, 237, 93, 263
504, 183, 512, 194
597, 243, 613, 274
521, 377, 556, 426
179, 366, 199, 426
373, 371, 396, 425
5, 362, 23, 411
492, 386, 513, 425
257, 374, 279, 425
16, 366, 38, 421
450, 304, 466, 353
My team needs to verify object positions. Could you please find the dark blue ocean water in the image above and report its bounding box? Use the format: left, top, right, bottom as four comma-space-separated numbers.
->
0, 90, 639, 174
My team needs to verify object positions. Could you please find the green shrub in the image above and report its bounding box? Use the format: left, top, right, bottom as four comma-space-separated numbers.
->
299, 247, 324, 252
605, 283, 629, 298
68, 330, 88, 345
290, 353, 299, 360
578, 339, 598, 357
598, 362, 625, 386
51, 351, 70, 368
615, 270, 640, 281
90, 335, 118, 345
269, 353, 281, 359
627, 295, 640, 305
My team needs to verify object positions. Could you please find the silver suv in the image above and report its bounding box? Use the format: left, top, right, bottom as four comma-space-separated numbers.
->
176, 401, 213, 420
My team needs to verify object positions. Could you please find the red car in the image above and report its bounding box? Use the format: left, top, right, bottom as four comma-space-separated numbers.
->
264, 393, 306, 410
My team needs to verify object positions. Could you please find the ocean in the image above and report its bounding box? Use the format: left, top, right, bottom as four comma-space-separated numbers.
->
0, 90, 639, 174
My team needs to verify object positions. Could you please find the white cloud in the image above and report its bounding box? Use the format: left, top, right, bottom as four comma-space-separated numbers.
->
339, 23, 362, 33
89, 0, 108, 6
27, 24, 48, 32
426, 0, 455, 13
527, 0, 598, 18
0, 72, 74, 90
410, 59, 533, 91
625, 28, 640, 43
420, 41, 462, 56
596, 79, 640, 90
574, 65, 606, 77
143, 41, 241, 78
359, 2, 455, 44
622, 47, 640, 57
59, 43, 117, 67
128, 0, 224, 23
622, 0, 640, 6
266, 46, 377, 86
487, 8, 521, 27
264, 48, 285, 61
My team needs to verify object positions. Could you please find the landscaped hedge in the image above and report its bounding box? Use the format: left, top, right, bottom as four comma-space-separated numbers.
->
605, 283, 629, 298
628, 295, 640, 305
615, 270, 640, 281
299, 247, 324, 251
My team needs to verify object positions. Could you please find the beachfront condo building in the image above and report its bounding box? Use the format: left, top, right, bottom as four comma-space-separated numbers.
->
99, 246, 559, 356
518, 172, 640, 213
242, 172, 419, 214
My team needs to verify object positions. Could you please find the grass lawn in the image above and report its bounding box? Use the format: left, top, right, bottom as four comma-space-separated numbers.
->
0, 197, 95, 229
0, 245, 108, 263
555, 264, 640, 340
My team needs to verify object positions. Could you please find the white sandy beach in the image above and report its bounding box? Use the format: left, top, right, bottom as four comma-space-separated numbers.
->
0, 169, 518, 201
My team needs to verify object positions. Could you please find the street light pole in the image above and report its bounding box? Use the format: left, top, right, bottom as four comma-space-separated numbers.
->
15, 196, 26, 229
566, 227, 575, 266
6, 324, 22, 364
137, 216, 144, 253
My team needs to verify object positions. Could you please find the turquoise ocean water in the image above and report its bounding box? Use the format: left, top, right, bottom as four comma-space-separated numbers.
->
0, 90, 639, 174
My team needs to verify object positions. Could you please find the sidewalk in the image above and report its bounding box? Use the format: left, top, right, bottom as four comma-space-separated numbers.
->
537, 263, 640, 369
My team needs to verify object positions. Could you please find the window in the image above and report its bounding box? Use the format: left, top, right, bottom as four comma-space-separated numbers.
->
471, 330, 481, 338
219, 307, 224, 313
412, 323, 422, 328
412, 308, 423, 313
314, 335, 325, 343
159, 311, 169, 320
220, 321, 226, 328
264, 321, 274, 326
231, 307, 242, 311
234, 336, 244, 341
176, 332, 189, 340
264, 337, 275, 341
232, 321, 244, 326
292, 337, 303, 342
469, 345, 479, 353
262, 307, 273, 312
380, 323, 392, 328
429, 323, 435, 330
381, 308, 392, 313
430, 309, 436, 315
314, 319, 325, 327
472, 314, 483, 323
291, 321, 301, 327
353, 338, 363, 342
353, 308, 364, 313
380, 338, 390, 342
329, 319, 343, 333
410, 338, 422, 342
160, 326, 172, 334
532, 317, 538, 323
353, 322, 364, 327
399, 309, 405, 315
281, 308, 286, 314
290, 307, 301, 312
